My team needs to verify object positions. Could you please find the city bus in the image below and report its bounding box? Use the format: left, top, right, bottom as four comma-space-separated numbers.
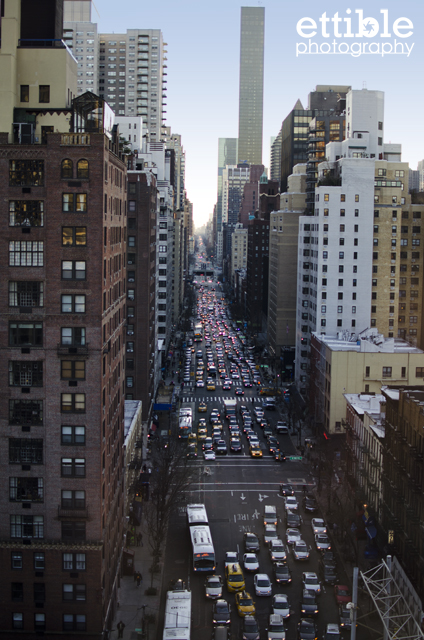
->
187, 503, 215, 572
193, 322, 203, 342
162, 581, 191, 640
186, 503, 208, 526
178, 405, 193, 440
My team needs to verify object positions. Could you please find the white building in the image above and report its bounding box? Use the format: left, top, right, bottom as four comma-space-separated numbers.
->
295, 88, 402, 394
230, 224, 248, 284
115, 116, 145, 153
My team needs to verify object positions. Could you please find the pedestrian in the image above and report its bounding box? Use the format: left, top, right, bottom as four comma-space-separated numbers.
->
251, 397, 254, 404
137, 532, 143, 547
136, 572, 141, 587
117, 620, 125, 638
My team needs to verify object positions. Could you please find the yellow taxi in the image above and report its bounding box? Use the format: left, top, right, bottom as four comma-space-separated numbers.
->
207, 379, 216, 391
198, 418, 207, 428
198, 402, 207, 413
214, 421, 223, 431
235, 590, 256, 617
250, 445, 263, 458
225, 563, 245, 593
188, 432, 197, 444
197, 427, 208, 440
196, 371, 204, 381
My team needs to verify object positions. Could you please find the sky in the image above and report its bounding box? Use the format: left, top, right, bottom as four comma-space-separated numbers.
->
95, 0, 424, 228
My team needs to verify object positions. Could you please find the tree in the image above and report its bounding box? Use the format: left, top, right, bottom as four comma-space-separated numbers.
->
143, 433, 193, 587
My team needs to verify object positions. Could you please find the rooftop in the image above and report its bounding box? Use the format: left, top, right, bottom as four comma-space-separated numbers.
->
312, 328, 423, 355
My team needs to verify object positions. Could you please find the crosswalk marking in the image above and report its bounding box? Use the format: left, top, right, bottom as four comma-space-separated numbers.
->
183, 395, 262, 404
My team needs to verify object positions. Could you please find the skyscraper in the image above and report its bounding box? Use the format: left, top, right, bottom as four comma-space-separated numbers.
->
237, 6, 264, 165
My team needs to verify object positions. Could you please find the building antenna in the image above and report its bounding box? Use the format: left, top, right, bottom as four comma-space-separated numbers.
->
362, 81, 367, 89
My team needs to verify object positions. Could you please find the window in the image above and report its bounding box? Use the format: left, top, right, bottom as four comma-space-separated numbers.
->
355, 194, 359, 202
339, 252, 344, 259
39, 85, 50, 103
12, 612, 23, 629
61, 521, 86, 541
61, 490, 85, 509
9, 438, 43, 464
61, 425, 85, 445
337, 305, 343, 313
321, 319, 326, 327
20, 85, 29, 102
9, 399, 43, 426
340, 209, 345, 217
61, 457, 86, 477
416, 367, 424, 378
9, 241, 44, 266
128, 236, 136, 247
339, 238, 345, 246
338, 292, 343, 300
62, 193, 87, 212
352, 306, 356, 314
323, 208, 329, 217
322, 251, 328, 259
76, 159, 89, 179
12, 552, 23, 570
337, 319, 342, 327
61, 159, 73, 179
62, 260, 86, 280
339, 265, 344, 273
62, 227, 87, 246
10, 160, 44, 186
61, 394, 85, 413
9, 200, 44, 227
63, 614, 86, 632
340, 224, 345, 232
34, 613, 46, 631
321, 305, 327, 313
9, 281, 43, 308
12, 582, 23, 602
63, 552, 86, 571
338, 279, 343, 286
9, 322, 42, 346
382, 367, 392, 378
61, 360, 85, 380
11, 515, 44, 538
324, 194, 329, 201
9, 361, 43, 387
10, 477, 43, 502
126, 341, 134, 353
34, 552, 45, 570
61, 295, 86, 313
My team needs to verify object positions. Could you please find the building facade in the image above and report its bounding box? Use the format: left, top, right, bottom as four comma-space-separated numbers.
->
237, 6, 264, 165
63, 0, 99, 97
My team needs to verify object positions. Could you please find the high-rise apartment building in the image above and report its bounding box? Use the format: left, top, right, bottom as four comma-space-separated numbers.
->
216, 138, 238, 263
0, 3, 128, 636
237, 6, 264, 165
63, 0, 99, 96
98, 29, 166, 141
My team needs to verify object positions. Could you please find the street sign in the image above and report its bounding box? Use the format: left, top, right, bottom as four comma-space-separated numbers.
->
289, 456, 302, 461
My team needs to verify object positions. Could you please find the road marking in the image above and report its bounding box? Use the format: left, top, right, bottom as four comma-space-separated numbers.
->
252, 509, 260, 519
188, 488, 280, 493
258, 493, 269, 502
240, 493, 246, 501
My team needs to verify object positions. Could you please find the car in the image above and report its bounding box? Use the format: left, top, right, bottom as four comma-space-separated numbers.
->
224, 551, 238, 567
230, 437, 242, 453
272, 593, 290, 618
334, 585, 351, 605
243, 380, 252, 388
196, 379, 205, 388
301, 590, 319, 617
280, 483, 294, 496
215, 440, 228, 455
207, 381, 216, 391
243, 553, 260, 572
339, 605, 352, 631
212, 432, 222, 445
204, 449, 216, 461
235, 388, 244, 396
286, 528, 302, 546
267, 613, 286, 640
323, 623, 341, 639
222, 381, 231, 390
298, 618, 317, 639
315, 533, 331, 552
244, 532, 260, 552
187, 442, 197, 458
210, 410, 220, 424
303, 496, 318, 513
275, 421, 289, 434
263, 505, 277, 526
311, 518, 327, 534
203, 437, 213, 450
241, 615, 260, 640
264, 524, 278, 545
284, 496, 299, 511
250, 445, 263, 458
274, 562, 291, 584
198, 427, 207, 441
235, 590, 256, 617
302, 572, 321, 595
319, 559, 337, 585
286, 511, 303, 528
253, 573, 272, 596
275, 451, 287, 462
293, 540, 310, 561
270, 539, 287, 563
212, 599, 231, 626
205, 574, 223, 599
225, 563, 245, 593
198, 402, 207, 412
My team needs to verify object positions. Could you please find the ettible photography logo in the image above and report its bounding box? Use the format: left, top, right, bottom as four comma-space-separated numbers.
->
296, 9, 414, 57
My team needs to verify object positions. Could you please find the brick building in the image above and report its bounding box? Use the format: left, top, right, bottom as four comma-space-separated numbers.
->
0, 3, 128, 634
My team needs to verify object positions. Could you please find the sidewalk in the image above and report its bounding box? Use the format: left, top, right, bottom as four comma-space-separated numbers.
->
111, 534, 162, 640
